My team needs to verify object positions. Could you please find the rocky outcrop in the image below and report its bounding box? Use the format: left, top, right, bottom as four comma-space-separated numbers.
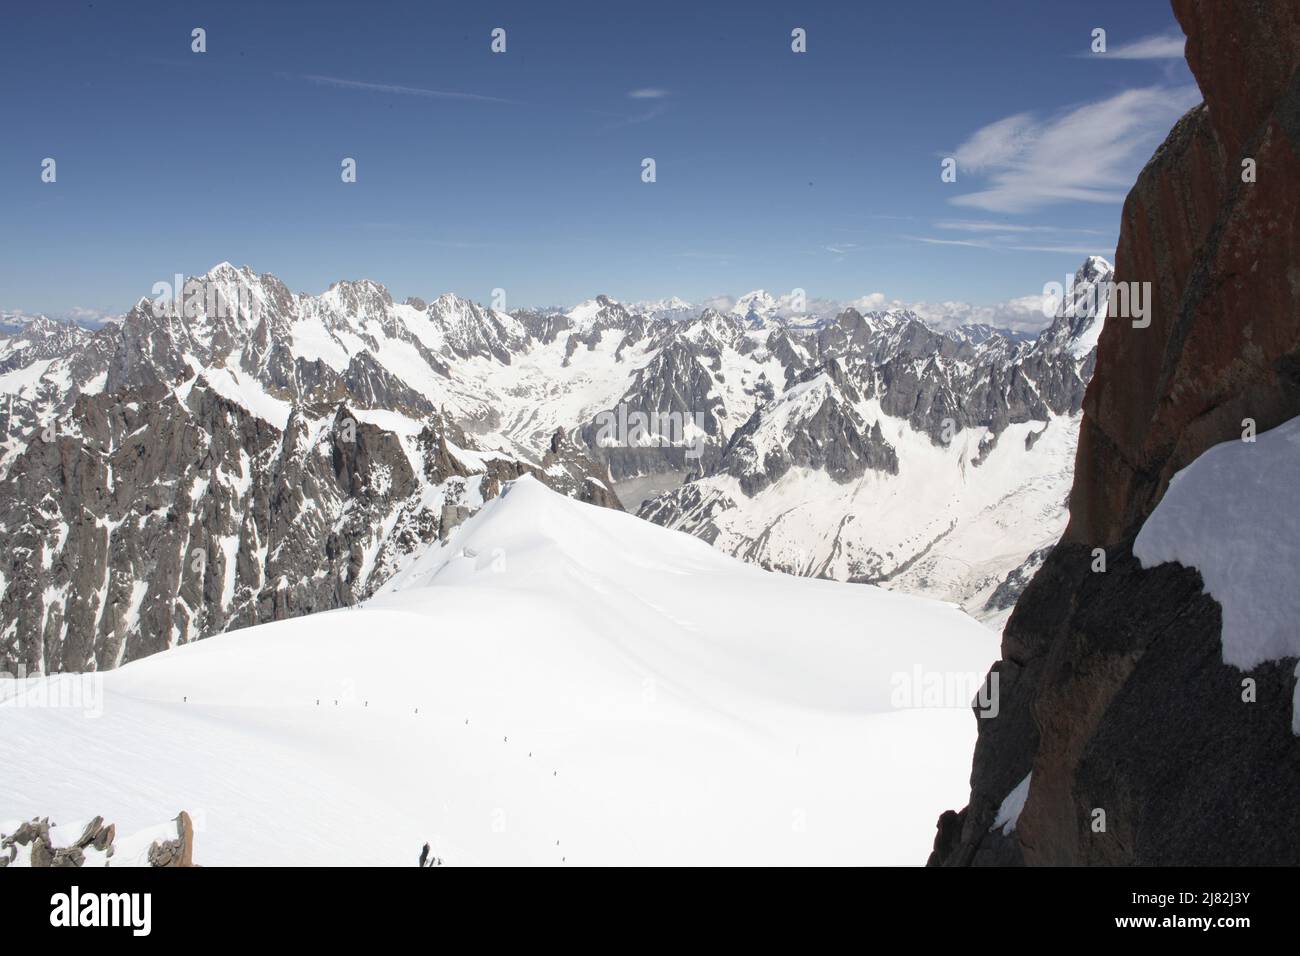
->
147, 811, 197, 867
720, 365, 900, 497
982, 544, 1053, 616
580, 310, 741, 481
1067, 4, 1300, 544
0, 812, 193, 867
931, 0, 1300, 867
475, 429, 623, 510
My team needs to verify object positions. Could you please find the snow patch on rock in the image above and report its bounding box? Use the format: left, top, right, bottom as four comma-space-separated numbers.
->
1134, 414, 1300, 730
990, 772, 1032, 835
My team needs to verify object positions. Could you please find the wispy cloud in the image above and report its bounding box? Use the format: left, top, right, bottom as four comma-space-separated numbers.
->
934, 219, 1111, 236
299, 74, 519, 105
949, 113, 1037, 173
934, 219, 1046, 233
605, 103, 668, 129
597, 88, 673, 128
1007, 243, 1114, 255
905, 234, 1116, 256
1090, 31, 1186, 60
65, 305, 116, 321
948, 85, 1200, 213
904, 218, 1117, 256
904, 235, 996, 249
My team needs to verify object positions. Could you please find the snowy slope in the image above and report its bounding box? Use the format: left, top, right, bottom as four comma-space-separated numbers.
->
0, 477, 998, 865
642, 407, 1081, 628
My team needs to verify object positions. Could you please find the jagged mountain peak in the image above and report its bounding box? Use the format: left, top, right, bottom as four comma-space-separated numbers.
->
566, 295, 628, 325
1039, 255, 1115, 357
322, 277, 395, 311
732, 288, 775, 311
0, 311, 52, 330
1078, 254, 1113, 282
6, 313, 78, 336
677, 306, 746, 346
204, 260, 248, 278
426, 290, 485, 312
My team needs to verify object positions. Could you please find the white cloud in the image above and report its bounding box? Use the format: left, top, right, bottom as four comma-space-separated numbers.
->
904, 234, 1117, 256
934, 219, 1111, 236
627, 88, 669, 99
949, 85, 1200, 213
948, 113, 1037, 172
904, 235, 996, 249
900, 220, 1117, 257
1099, 32, 1186, 60
1006, 243, 1114, 255
934, 219, 1047, 233
63, 306, 118, 324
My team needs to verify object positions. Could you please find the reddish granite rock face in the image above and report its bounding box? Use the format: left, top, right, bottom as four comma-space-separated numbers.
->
1177, 0, 1300, 162
1067, 0, 1300, 546
932, 0, 1300, 867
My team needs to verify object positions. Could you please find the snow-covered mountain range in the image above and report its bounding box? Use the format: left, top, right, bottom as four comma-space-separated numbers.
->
0, 257, 1111, 672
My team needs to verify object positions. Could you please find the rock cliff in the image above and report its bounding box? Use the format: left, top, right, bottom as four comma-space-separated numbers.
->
931, 0, 1300, 866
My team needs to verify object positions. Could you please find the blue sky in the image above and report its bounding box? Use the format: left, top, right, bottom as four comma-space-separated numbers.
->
1, 0, 1196, 321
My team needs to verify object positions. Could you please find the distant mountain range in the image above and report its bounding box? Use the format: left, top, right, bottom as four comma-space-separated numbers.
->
2, 284, 1051, 343
0, 310, 122, 334
629, 289, 1044, 341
